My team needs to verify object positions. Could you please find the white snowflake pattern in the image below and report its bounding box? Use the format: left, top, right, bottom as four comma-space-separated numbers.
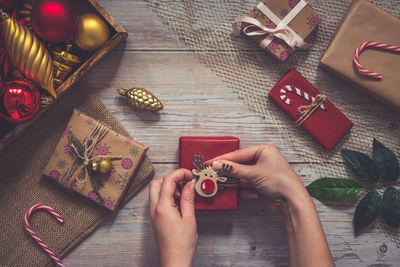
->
129, 147, 139, 157
115, 172, 129, 190
56, 159, 67, 169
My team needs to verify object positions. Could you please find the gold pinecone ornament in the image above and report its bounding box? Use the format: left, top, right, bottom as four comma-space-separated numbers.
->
1, 11, 56, 98
118, 88, 164, 111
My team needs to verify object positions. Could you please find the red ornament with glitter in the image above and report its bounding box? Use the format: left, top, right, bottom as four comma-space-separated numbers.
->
31, 0, 77, 43
0, 79, 40, 123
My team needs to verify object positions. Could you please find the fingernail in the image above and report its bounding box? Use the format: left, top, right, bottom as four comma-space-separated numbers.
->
212, 161, 222, 170
190, 178, 196, 189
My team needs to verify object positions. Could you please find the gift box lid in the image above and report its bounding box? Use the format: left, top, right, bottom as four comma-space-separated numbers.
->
268, 69, 353, 151
320, 0, 400, 110
179, 136, 239, 210
43, 110, 148, 210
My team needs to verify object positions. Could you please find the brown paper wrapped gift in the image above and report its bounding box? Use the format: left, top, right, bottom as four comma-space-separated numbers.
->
43, 110, 148, 210
239, 0, 322, 61
320, 0, 400, 110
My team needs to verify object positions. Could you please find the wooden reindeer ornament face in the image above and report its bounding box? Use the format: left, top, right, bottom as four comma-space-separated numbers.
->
192, 154, 233, 197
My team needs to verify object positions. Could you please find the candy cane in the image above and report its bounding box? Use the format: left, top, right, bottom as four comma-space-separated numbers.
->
353, 41, 400, 79
280, 85, 326, 110
24, 204, 65, 267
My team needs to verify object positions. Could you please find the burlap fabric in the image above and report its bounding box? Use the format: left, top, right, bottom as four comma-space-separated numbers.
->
145, 0, 400, 245
0, 86, 154, 266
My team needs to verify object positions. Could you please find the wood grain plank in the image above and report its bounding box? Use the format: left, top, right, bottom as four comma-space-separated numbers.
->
63, 164, 399, 266
80, 50, 301, 163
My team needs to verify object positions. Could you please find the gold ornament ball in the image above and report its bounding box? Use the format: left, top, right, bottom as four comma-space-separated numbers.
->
74, 14, 110, 52
98, 158, 112, 174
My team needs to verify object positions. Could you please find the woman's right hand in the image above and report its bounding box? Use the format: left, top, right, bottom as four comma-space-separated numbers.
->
208, 145, 309, 210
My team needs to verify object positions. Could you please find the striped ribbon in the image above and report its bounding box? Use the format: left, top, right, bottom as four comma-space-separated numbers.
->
353, 41, 400, 79
24, 204, 65, 267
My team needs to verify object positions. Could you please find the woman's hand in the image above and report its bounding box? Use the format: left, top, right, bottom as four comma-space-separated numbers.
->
208, 145, 308, 210
209, 145, 334, 267
149, 169, 198, 267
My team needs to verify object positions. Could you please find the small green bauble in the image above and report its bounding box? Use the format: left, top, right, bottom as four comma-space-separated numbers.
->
98, 158, 112, 173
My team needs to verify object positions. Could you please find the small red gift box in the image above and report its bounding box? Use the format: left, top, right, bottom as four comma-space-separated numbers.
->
268, 69, 353, 150
179, 136, 239, 210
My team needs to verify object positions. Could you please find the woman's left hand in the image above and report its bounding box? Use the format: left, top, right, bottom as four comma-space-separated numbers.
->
149, 168, 198, 267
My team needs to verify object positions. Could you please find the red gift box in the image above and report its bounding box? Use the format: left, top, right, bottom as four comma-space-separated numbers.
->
268, 69, 353, 151
179, 136, 240, 210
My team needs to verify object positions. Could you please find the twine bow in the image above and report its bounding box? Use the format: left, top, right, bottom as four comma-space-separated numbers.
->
59, 123, 121, 188
232, 1, 311, 49
296, 94, 327, 125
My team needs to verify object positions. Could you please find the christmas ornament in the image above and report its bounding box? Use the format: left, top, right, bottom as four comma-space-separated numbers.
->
91, 158, 112, 174
17, 0, 36, 29
0, 79, 40, 123
31, 0, 77, 43
192, 154, 232, 198
0, 11, 56, 98
0, 0, 18, 11
74, 13, 110, 52
49, 42, 81, 88
0, 24, 13, 78
118, 88, 164, 111
25, 204, 65, 267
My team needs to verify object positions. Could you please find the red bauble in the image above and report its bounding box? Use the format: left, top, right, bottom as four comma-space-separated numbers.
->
0, 79, 40, 123
0, 0, 17, 11
31, 0, 77, 43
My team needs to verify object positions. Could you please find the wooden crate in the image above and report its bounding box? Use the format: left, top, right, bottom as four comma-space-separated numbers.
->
0, 0, 127, 151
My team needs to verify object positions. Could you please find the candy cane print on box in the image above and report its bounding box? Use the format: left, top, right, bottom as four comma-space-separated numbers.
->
279, 85, 326, 110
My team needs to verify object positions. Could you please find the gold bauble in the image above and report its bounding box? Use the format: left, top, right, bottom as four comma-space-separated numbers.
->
49, 42, 81, 88
118, 88, 164, 111
98, 158, 112, 174
91, 161, 98, 172
74, 14, 110, 52
1, 11, 56, 98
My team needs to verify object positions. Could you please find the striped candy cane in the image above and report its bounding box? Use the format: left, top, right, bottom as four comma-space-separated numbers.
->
24, 204, 65, 267
353, 42, 400, 79
280, 85, 326, 110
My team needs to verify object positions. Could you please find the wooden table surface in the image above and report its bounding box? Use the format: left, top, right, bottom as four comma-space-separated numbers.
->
63, 1, 399, 266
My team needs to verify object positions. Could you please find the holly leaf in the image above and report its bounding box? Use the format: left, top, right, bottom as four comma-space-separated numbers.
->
372, 139, 399, 181
342, 149, 379, 182
381, 187, 400, 228
353, 190, 382, 235
306, 177, 363, 202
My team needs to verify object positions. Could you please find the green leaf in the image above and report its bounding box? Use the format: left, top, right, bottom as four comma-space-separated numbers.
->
89, 168, 104, 204
306, 177, 363, 202
372, 139, 399, 181
353, 190, 382, 235
69, 132, 85, 158
381, 187, 400, 228
342, 149, 379, 182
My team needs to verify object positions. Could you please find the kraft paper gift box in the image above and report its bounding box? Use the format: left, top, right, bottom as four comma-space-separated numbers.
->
320, 0, 400, 111
234, 0, 322, 61
43, 110, 148, 210
179, 136, 239, 210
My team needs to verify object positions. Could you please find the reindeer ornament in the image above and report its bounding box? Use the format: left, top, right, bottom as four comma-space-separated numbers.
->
192, 155, 233, 198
